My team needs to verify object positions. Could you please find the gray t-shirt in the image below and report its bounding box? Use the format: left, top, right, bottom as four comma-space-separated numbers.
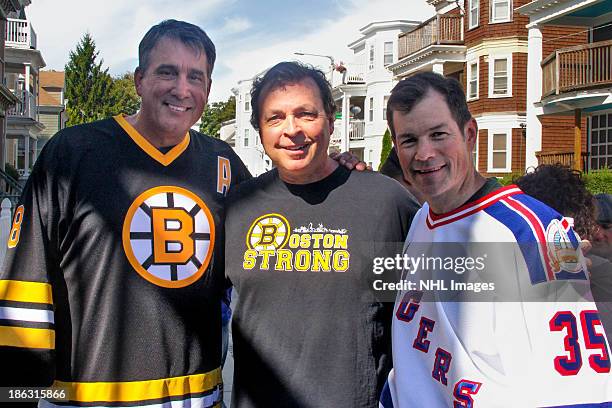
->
225, 166, 418, 408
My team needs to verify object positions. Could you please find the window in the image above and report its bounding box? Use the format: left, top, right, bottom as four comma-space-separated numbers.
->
469, 0, 479, 28
383, 95, 389, 121
489, 55, 512, 98
369, 45, 375, 70
244, 129, 249, 147
244, 98, 250, 112
487, 130, 511, 172
467, 60, 479, 100
490, 0, 511, 23
369, 97, 374, 122
590, 112, 612, 170
384, 42, 393, 66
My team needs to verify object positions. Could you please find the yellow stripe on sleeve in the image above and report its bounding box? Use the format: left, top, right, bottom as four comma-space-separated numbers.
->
0, 326, 55, 349
54, 368, 222, 403
0, 280, 53, 304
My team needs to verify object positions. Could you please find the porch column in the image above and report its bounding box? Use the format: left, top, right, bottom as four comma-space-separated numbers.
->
432, 62, 444, 75
23, 135, 29, 173
574, 109, 582, 171
341, 92, 350, 152
525, 25, 543, 169
24, 63, 31, 117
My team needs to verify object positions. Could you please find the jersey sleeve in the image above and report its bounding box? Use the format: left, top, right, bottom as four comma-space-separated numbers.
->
0, 140, 62, 386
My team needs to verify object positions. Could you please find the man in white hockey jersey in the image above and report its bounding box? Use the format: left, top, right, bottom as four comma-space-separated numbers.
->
380, 72, 611, 407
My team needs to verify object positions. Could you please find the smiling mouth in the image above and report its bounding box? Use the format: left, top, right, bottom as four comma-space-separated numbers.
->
166, 103, 190, 112
284, 144, 309, 152
413, 165, 445, 174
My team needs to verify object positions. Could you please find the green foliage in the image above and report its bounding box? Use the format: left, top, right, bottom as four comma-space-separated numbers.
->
110, 72, 140, 116
497, 168, 612, 194
200, 96, 236, 138
583, 168, 612, 194
497, 173, 523, 186
64, 33, 117, 126
378, 129, 393, 171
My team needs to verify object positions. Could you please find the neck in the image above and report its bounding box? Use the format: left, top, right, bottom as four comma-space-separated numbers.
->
126, 113, 187, 148
428, 170, 487, 214
278, 159, 339, 185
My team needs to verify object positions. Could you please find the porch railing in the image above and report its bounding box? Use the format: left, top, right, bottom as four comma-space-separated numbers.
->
535, 150, 589, 170
331, 119, 366, 144
542, 39, 612, 97
5, 18, 37, 49
398, 14, 463, 60
7, 89, 36, 119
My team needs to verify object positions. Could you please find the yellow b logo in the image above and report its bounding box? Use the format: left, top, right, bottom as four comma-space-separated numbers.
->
123, 186, 215, 288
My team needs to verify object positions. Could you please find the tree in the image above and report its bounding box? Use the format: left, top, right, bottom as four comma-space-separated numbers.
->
200, 96, 236, 138
64, 33, 117, 126
378, 129, 393, 170
110, 72, 140, 116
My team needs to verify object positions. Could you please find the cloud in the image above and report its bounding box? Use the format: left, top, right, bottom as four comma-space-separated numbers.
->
26, 0, 434, 103
27, 0, 227, 73
221, 17, 253, 35
209, 0, 434, 102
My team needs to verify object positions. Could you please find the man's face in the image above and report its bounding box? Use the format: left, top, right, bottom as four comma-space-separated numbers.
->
392, 90, 477, 209
135, 37, 210, 141
594, 223, 612, 245
258, 78, 334, 183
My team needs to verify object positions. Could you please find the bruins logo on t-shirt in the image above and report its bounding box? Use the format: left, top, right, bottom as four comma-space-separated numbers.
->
243, 213, 350, 272
122, 186, 215, 288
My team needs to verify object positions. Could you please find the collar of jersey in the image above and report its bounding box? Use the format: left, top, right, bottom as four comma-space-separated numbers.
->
114, 114, 190, 166
426, 185, 522, 229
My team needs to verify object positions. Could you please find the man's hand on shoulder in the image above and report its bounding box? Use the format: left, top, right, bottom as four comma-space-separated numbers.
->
330, 151, 371, 171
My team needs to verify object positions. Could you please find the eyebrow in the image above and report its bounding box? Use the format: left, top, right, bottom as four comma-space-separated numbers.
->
264, 104, 320, 115
189, 69, 205, 77
397, 123, 448, 139
154, 64, 178, 73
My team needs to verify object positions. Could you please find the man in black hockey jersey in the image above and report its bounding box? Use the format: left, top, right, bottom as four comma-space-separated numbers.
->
0, 20, 250, 407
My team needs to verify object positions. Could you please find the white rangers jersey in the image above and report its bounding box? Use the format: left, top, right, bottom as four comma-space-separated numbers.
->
381, 185, 612, 407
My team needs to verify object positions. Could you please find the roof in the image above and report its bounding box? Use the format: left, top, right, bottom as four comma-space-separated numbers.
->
39, 70, 65, 88
38, 87, 61, 106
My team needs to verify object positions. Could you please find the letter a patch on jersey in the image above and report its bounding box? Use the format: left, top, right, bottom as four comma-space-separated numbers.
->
217, 156, 231, 196
122, 186, 215, 288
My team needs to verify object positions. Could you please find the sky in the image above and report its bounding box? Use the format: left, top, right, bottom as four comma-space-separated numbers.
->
27, 0, 435, 103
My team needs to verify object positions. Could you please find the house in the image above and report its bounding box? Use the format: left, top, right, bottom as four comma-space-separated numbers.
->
37, 70, 65, 155
4, 7, 45, 179
518, 0, 612, 171
329, 20, 419, 169
219, 118, 236, 147
389, 0, 587, 176
0, 0, 29, 180
232, 77, 273, 176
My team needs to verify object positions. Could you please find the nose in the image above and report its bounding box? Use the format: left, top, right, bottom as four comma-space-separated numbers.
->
414, 138, 435, 162
171, 74, 191, 99
282, 115, 300, 137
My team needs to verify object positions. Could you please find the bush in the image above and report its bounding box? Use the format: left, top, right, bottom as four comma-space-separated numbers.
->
378, 129, 392, 171
497, 168, 611, 194
497, 173, 524, 186
583, 168, 612, 194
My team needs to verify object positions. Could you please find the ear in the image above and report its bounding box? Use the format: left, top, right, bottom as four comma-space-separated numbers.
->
464, 118, 478, 152
327, 115, 335, 134
134, 68, 144, 97
206, 77, 213, 100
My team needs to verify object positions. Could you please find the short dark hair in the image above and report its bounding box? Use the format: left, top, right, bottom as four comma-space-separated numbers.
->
386, 72, 472, 138
138, 19, 216, 78
250, 61, 336, 131
514, 164, 597, 241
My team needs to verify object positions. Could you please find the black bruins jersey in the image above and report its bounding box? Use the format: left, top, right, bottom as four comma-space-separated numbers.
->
0, 115, 249, 407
